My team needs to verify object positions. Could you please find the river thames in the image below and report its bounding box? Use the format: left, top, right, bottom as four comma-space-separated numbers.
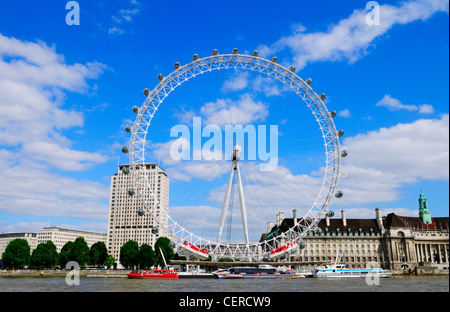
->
1, 275, 448, 292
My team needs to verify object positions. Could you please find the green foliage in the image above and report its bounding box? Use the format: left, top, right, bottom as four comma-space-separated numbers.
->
138, 244, 156, 269
58, 237, 90, 269
104, 255, 116, 269
30, 241, 58, 269
120, 240, 140, 270
89, 241, 108, 268
154, 237, 175, 268
59, 241, 74, 268
1, 239, 30, 269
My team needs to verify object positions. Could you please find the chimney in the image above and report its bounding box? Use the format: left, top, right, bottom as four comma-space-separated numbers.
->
293, 209, 298, 225
267, 221, 274, 233
326, 214, 330, 227
277, 212, 285, 226
375, 208, 384, 232
341, 210, 347, 227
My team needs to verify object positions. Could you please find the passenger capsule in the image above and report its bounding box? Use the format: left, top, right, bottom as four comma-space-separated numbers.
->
151, 227, 158, 234
124, 125, 132, 133
271, 56, 278, 63
326, 210, 335, 217
232, 48, 238, 54
121, 146, 129, 154
169, 242, 176, 249
193, 54, 199, 61
157, 73, 164, 82
252, 50, 258, 57
137, 209, 145, 216
143, 88, 150, 96
290, 66, 296, 73
212, 49, 218, 56
320, 93, 326, 101
122, 167, 130, 175
330, 111, 337, 118
338, 130, 345, 137
341, 150, 348, 157
174, 62, 180, 70
306, 78, 312, 85
132, 106, 139, 113
299, 242, 306, 249
127, 188, 135, 196
335, 191, 344, 198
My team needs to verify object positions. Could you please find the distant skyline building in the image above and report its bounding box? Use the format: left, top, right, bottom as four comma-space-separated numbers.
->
0, 227, 107, 257
0, 232, 37, 259
106, 164, 170, 263
37, 226, 106, 252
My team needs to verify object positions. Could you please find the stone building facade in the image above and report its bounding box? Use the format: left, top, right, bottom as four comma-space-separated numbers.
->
262, 192, 449, 270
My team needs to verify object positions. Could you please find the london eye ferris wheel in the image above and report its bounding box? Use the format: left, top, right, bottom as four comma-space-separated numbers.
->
120, 49, 347, 262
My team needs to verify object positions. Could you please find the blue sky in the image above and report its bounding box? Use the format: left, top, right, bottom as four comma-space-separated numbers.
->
0, 0, 448, 239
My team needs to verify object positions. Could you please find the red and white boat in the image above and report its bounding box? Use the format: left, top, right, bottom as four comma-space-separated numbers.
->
127, 269, 179, 279
127, 247, 179, 279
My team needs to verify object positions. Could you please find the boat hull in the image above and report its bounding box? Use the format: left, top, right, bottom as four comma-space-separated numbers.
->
127, 272, 179, 279
214, 273, 305, 279
313, 270, 391, 278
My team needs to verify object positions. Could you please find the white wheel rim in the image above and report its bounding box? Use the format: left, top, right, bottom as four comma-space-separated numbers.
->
126, 52, 343, 261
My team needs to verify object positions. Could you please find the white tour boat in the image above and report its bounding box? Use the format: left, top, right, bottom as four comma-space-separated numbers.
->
313, 264, 391, 278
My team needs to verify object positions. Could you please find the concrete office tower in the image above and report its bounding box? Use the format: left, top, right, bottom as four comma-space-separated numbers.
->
107, 164, 169, 264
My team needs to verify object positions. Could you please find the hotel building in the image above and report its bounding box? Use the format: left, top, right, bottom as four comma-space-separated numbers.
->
106, 164, 170, 263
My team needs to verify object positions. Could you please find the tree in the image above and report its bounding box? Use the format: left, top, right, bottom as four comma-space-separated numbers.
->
30, 241, 58, 269
154, 237, 174, 268
59, 241, 74, 268
58, 237, 90, 269
120, 240, 139, 270
1, 239, 30, 269
89, 241, 108, 268
72, 237, 90, 269
104, 255, 116, 269
138, 244, 156, 269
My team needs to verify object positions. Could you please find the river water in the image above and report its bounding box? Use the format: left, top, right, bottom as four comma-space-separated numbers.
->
1, 275, 448, 292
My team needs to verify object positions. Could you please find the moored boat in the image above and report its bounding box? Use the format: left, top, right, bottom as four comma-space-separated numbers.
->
213, 265, 305, 279
313, 264, 391, 278
127, 269, 179, 279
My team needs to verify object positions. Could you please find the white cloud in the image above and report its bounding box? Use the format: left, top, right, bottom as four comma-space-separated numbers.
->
376, 94, 435, 114
376, 94, 418, 111
201, 94, 269, 127
22, 141, 108, 171
339, 109, 351, 118
0, 34, 107, 167
337, 114, 449, 206
418, 103, 436, 114
0, 34, 109, 223
108, 1, 141, 35
0, 35, 105, 91
221, 72, 249, 92
258, 0, 449, 69
108, 26, 125, 35
0, 164, 109, 220
221, 72, 288, 97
